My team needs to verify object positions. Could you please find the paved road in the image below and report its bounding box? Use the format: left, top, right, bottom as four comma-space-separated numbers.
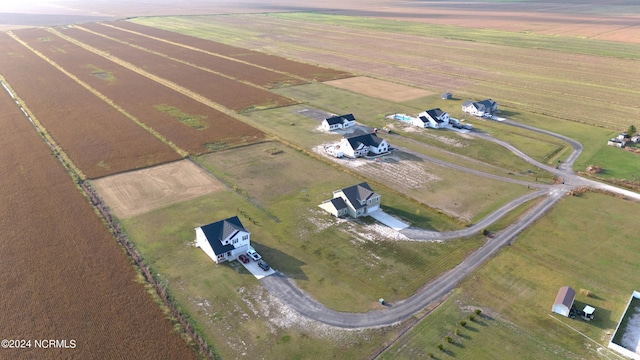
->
259, 116, 640, 329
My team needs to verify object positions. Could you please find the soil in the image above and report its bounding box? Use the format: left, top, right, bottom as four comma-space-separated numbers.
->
0, 32, 182, 179
325, 76, 433, 102
0, 70, 195, 360
92, 159, 226, 218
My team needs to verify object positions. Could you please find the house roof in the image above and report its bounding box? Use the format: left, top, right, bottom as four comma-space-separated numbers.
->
418, 116, 430, 124
464, 99, 496, 112
424, 108, 446, 121
199, 216, 248, 255
325, 114, 355, 125
329, 197, 348, 211
345, 133, 385, 149
554, 286, 576, 308
340, 182, 377, 210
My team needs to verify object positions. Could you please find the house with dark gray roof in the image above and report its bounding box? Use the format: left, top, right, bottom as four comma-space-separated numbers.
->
417, 108, 450, 128
321, 114, 356, 131
338, 133, 389, 158
320, 182, 381, 218
462, 99, 498, 117
195, 216, 251, 264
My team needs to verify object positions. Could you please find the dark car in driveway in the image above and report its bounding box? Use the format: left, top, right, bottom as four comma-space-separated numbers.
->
258, 261, 270, 271
238, 254, 250, 264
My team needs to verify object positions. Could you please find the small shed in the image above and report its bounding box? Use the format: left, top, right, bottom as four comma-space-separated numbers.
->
441, 92, 452, 100
552, 286, 576, 317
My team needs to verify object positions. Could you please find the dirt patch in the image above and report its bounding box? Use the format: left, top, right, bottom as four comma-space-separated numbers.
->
325, 76, 432, 102
92, 159, 225, 218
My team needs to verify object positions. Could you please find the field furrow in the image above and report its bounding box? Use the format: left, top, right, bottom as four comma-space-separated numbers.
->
111, 19, 353, 82
56, 26, 296, 112
0, 32, 181, 179
14, 27, 265, 155
0, 71, 195, 360
80, 22, 307, 89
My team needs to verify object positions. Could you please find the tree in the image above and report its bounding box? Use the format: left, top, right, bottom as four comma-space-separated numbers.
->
627, 125, 637, 136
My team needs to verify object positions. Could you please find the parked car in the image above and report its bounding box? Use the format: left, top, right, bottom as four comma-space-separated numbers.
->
247, 248, 261, 261
258, 261, 270, 271
238, 254, 250, 264
451, 122, 464, 129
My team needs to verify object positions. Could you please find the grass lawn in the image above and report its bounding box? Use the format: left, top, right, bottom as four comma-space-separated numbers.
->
380, 192, 640, 359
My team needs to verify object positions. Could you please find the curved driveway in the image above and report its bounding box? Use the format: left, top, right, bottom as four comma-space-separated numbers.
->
260, 117, 640, 328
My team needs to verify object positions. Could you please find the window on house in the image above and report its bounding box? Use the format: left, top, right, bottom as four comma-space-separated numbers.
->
233, 238, 238, 244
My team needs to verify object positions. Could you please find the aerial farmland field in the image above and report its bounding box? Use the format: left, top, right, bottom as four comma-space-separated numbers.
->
0, 32, 181, 179
12, 27, 265, 155
0, 74, 195, 359
56, 26, 298, 112
2, 1, 640, 360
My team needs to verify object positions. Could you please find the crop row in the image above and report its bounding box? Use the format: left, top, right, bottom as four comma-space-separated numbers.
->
0, 32, 181, 179
0, 76, 195, 359
13, 28, 265, 156
80, 22, 307, 89
110, 20, 352, 82
56, 26, 296, 112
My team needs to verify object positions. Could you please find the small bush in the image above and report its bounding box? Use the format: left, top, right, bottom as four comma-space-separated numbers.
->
474, 309, 482, 315
428, 353, 434, 358
459, 320, 467, 327
454, 328, 460, 336
468, 314, 475, 322
445, 336, 453, 343
437, 344, 444, 351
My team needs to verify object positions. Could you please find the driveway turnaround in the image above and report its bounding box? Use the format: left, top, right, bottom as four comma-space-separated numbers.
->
369, 210, 410, 230
240, 259, 275, 280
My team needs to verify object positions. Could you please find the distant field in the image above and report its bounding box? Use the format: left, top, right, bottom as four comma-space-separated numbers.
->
133, 14, 640, 131
325, 76, 432, 102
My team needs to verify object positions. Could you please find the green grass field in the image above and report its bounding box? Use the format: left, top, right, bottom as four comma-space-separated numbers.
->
383, 192, 640, 359
122, 13, 640, 359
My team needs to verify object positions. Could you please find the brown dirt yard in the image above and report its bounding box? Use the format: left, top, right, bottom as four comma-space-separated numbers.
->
92, 159, 226, 218
325, 76, 432, 102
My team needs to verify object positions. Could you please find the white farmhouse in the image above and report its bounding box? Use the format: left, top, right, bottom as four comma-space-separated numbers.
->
462, 99, 498, 117
321, 114, 356, 131
320, 182, 381, 218
418, 108, 450, 128
195, 216, 251, 264
339, 132, 389, 158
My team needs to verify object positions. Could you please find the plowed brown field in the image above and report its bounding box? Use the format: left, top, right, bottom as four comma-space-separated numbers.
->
108, 20, 352, 81
0, 78, 195, 359
57, 26, 296, 112
13, 28, 265, 155
0, 32, 181, 179
80, 22, 306, 89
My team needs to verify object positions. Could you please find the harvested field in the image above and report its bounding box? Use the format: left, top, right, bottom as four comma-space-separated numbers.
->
0, 32, 180, 179
80, 22, 306, 89
143, 13, 640, 129
92, 159, 226, 218
117, 19, 352, 81
0, 74, 195, 359
324, 76, 432, 102
56, 26, 297, 112
13, 28, 265, 155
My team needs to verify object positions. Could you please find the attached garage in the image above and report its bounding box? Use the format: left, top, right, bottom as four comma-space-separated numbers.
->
552, 286, 576, 317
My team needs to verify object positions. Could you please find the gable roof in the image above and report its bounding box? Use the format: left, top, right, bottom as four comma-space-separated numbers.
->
199, 216, 248, 255
340, 182, 377, 210
329, 197, 348, 211
554, 286, 576, 308
345, 133, 384, 149
325, 114, 355, 125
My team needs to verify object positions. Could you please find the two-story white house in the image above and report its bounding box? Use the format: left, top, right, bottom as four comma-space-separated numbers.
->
418, 108, 450, 128
339, 132, 389, 158
462, 99, 498, 117
319, 182, 381, 218
195, 216, 251, 264
321, 114, 356, 131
